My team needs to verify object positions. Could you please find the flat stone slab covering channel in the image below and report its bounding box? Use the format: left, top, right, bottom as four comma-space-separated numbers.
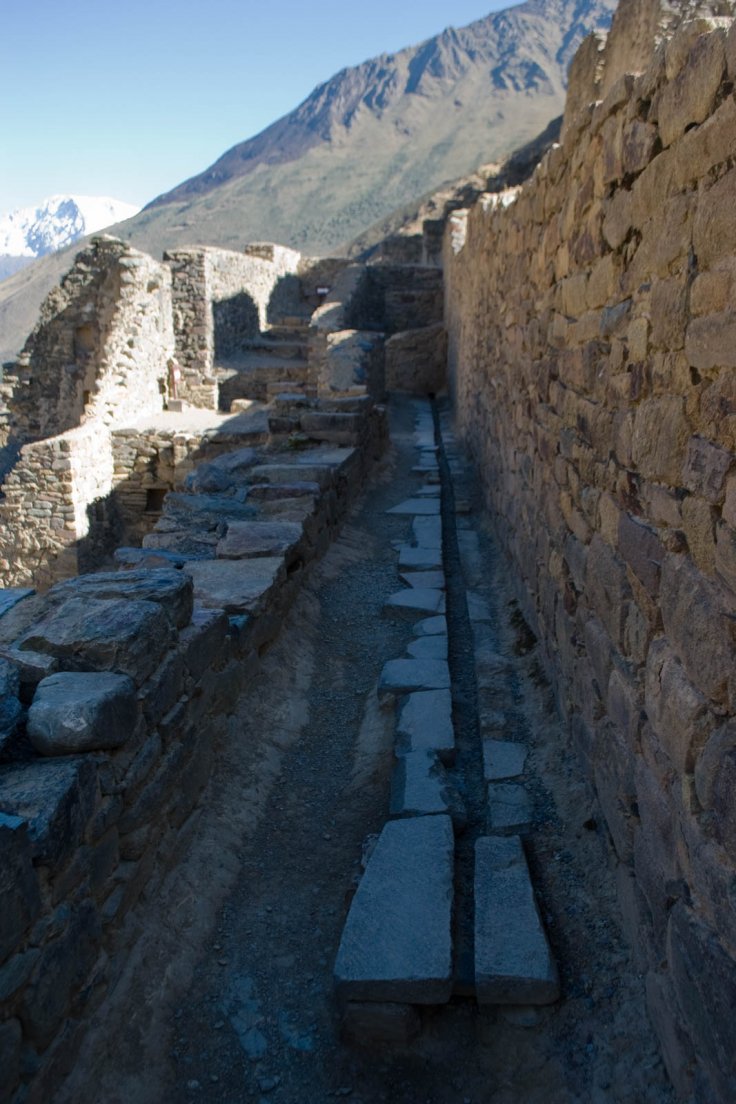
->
56, 397, 675, 1104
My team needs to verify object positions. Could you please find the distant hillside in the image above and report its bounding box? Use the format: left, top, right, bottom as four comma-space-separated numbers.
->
0, 0, 615, 361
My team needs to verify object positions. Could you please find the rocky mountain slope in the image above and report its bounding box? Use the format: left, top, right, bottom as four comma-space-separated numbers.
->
0, 0, 615, 362
0, 195, 139, 282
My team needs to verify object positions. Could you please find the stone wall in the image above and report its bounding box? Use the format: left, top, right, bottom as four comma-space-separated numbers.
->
444, 9, 736, 1100
0, 397, 386, 1103
166, 244, 303, 407
5, 238, 172, 442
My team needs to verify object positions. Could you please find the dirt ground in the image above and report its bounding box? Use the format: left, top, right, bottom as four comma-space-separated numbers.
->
58, 398, 674, 1104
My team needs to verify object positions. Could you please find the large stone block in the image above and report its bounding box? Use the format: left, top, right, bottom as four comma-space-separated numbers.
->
395, 689, 455, 763
658, 29, 726, 148
0, 758, 97, 869
660, 554, 736, 706
617, 513, 664, 599
682, 435, 733, 504
0, 813, 40, 964
474, 835, 559, 1005
645, 639, 713, 774
693, 164, 736, 270
631, 397, 690, 484
694, 719, 736, 859
183, 558, 286, 615
585, 536, 631, 651
216, 520, 303, 561
178, 607, 229, 679
50, 569, 193, 629
183, 447, 260, 494
27, 672, 138, 755
334, 815, 454, 1004
389, 751, 464, 826
19, 598, 175, 685
378, 658, 450, 702
686, 312, 736, 373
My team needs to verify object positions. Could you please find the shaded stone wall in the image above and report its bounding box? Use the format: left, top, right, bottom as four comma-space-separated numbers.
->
166, 244, 303, 407
5, 238, 172, 442
444, 12, 736, 1101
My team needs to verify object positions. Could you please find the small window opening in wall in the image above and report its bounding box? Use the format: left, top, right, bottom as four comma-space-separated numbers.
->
83, 390, 91, 407
145, 488, 167, 513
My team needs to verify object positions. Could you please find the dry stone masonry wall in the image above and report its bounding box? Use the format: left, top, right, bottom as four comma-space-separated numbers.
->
444, 7, 736, 1100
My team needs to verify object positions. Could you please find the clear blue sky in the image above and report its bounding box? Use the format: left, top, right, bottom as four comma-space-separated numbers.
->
1, 0, 522, 214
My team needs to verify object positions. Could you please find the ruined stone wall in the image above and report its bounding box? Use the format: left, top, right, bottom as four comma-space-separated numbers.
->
6, 238, 171, 442
166, 245, 302, 407
444, 13, 736, 1101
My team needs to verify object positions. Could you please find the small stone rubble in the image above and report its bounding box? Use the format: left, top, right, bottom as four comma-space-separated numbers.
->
334, 398, 558, 1038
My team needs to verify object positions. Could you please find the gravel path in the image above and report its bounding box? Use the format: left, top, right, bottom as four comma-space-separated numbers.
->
58, 396, 674, 1104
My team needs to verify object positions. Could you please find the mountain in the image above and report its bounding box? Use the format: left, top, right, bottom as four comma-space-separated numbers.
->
0, 195, 140, 282
0, 0, 615, 362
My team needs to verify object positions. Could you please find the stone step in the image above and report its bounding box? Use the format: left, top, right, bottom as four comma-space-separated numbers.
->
406, 635, 448, 660
398, 545, 443, 571
487, 783, 533, 835
482, 740, 528, 781
384, 589, 446, 618
387, 498, 440, 516
377, 658, 450, 702
334, 815, 455, 1005
474, 835, 559, 1006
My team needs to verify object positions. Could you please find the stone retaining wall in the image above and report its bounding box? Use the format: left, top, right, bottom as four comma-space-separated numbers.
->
0, 402, 386, 1103
444, 8, 736, 1099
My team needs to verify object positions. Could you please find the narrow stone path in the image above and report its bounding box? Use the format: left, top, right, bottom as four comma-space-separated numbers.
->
58, 396, 674, 1104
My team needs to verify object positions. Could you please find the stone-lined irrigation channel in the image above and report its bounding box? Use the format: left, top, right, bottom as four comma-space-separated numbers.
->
58, 397, 673, 1104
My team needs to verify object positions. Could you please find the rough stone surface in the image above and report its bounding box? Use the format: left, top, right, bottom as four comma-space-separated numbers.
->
483, 740, 528, 781
397, 545, 443, 570
389, 751, 464, 826
27, 672, 138, 755
19, 598, 175, 685
395, 689, 455, 763
183, 558, 285, 614
216, 521, 303, 561
475, 835, 559, 1005
0, 590, 34, 620
334, 815, 454, 1004
387, 498, 440, 516
0, 759, 97, 868
49, 569, 194, 630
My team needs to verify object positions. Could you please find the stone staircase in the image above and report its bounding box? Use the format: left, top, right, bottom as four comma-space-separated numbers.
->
216, 315, 312, 410
334, 397, 559, 1040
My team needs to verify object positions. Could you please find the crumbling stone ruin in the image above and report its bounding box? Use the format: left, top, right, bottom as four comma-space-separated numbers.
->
2, 0, 736, 1099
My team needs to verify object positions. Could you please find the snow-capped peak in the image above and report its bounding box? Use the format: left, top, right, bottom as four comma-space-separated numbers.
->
0, 195, 141, 259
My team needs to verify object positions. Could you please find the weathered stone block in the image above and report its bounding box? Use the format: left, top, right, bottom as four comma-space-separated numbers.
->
682, 435, 732, 503
645, 639, 713, 774
658, 29, 726, 148
19, 598, 175, 685
0, 758, 97, 869
397, 545, 443, 571
183, 447, 260, 494
216, 520, 303, 561
50, 568, 193, 630
334, 816, 454, 1004
412, 516, 442, 548
378, 658, 450, 702
631, 397, 690, 484
183, 558, 285, 615
617, 513, 664, 599
179, 607, 229, 679
686, 312, 736, 373
474, 835, 559, 1005
487, 783, 533, 834
247, 480, 319, 501
592, 721, 637, 862
483, 740, 527, 781
694, 719, 736, 857
585, 536, 631, 650
660, 554, 736, 705
406, 634, 447, 660
27, 672, 137, 756
395, 689, 455, 763
0, 813, 40, 964
384, 589, 445, 617
389, 751, 464, 827
387, 498, 440, 516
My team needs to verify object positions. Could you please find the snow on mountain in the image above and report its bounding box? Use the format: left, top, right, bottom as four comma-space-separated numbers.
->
0, 195, 140, 259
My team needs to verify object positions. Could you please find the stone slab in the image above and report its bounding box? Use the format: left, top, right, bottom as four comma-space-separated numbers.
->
384, 590, 445, 617
183, 558, 285, 615
390, 752, 464, 826
407, 635, 448, 661
0, 758, 97, 868
488, 783, 533, 834
400, 570, 445, 590
0, 590, 34, 621
378, 659, 450, 701
184, 447, 260, 494
412, 517, 442, 549
247, 481, 319, 501
396, 689, 455, 763
387, 499, 440, 516
474, 835, 559, 1005
50, 569, 193, 630
334, 815, 454, 1003
412, 615, 448, 637
114, 547, 209, 569
398, 546, 443, 571
467, 592, 493, 623
417, 485, 441, 497
483, 740, 528, 782
159, 491, 258, 529
216, 520, 303, 561
27, 672, 138, 756
19, 598, 175, 685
